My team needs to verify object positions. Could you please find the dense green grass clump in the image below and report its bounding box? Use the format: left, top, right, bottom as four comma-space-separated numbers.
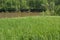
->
0, 16, 60, 40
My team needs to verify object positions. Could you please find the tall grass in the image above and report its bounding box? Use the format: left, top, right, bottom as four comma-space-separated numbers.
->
0, 16, 60, 40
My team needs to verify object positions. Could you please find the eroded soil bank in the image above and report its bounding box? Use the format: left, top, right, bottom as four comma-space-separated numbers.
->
0, 12, 41, 18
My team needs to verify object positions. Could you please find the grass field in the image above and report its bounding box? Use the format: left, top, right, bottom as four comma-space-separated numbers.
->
0, 16, 60, 40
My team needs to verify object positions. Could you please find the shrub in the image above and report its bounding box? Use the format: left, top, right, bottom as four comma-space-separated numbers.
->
55, 5, 60, 15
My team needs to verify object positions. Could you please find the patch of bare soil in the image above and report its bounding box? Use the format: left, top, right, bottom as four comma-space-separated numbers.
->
0, 12, 41, 18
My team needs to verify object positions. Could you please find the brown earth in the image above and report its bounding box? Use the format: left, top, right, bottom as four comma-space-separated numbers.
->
0, 12, 41, 18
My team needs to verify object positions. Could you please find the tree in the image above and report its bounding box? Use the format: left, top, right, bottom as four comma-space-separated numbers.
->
54, 0, 60, 15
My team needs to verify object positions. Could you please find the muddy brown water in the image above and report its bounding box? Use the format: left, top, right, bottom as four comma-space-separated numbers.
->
0, 12, 41, 18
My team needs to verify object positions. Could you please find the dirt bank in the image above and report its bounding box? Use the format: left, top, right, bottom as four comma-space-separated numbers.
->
0, 12, 41, 18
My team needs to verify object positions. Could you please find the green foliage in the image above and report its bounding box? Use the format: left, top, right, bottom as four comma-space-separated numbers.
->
0, 0, 46, 11
0, 16, 60, 40
0, 0, 60, 16
28, 0, 43, 9
55, 0, 60, 5
55, 5, 60, 15
20, 0, 27, 9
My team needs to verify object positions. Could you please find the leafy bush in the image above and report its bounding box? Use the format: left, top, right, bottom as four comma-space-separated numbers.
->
55, 5, 60, 15
0, 0, 47, 12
